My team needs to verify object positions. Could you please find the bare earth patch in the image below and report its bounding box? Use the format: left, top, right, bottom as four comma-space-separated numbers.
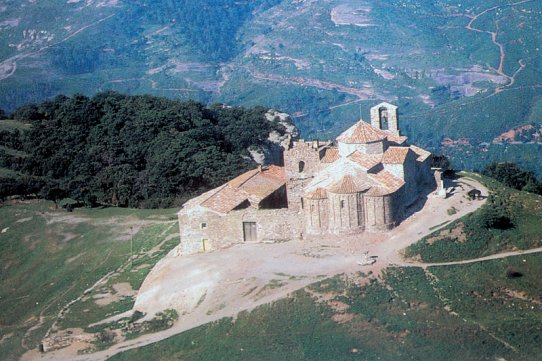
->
331, 313, 355, 324
330, 4, 375, 27
426, 222, 466, 245
65, 253, 86, 265
93, 283, 135, 307
503, 288, 542, 305
328, 299, 350, 312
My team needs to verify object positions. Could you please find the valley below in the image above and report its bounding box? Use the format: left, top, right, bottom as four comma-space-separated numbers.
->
0, 0, 541, 174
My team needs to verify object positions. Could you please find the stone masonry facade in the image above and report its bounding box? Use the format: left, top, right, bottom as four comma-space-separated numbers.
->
178, 102, 435, 254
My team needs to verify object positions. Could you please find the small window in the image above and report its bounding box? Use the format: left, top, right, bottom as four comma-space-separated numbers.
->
201, 222, 207, 230
340, 200, 345, 208
298, 161, 305, 173
379, 107, 389, 130
301, 198, 304, 209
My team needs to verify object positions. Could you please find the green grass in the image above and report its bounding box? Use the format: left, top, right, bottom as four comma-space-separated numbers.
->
108, 171, 542, 361
405, 174, 542, 262
0, 201, 179, 361
108, 253, 542, 361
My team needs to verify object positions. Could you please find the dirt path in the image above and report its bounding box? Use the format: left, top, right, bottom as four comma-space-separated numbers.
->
464, 0, 534, 91
25, 175, 505, 361
398, 246, 542, 269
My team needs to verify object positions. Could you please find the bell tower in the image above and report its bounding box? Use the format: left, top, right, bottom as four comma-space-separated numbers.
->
370, 102, 399, 136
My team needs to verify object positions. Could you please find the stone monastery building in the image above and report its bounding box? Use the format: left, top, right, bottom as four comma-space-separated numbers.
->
178, 102, 434, 255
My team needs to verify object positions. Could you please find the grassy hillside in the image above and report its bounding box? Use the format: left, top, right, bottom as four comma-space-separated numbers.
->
0, 201, 179, 361
107, 176, 542, 361
1, 179, 540, 360
405, 174, 542, 262
108, 255, 542, 361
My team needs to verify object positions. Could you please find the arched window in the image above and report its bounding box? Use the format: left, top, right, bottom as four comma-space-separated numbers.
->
340, 200, 345, 208
301, 198, 304, 209
298, 161, 305, 173
379, 107, 389, 130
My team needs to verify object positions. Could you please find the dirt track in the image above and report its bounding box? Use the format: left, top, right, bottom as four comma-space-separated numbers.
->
29, 176, 539, 361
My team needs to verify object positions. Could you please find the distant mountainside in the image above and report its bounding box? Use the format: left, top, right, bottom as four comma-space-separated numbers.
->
0, 0, 541, 174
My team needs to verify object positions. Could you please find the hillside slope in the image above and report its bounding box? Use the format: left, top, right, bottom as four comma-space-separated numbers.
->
0, 0, 541, 173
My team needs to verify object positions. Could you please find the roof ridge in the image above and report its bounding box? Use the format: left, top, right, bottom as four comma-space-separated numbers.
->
228, 168, 260, 189
197, 183, 229, 206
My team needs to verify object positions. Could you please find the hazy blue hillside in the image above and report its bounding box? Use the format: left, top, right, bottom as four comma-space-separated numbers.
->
0, 0, 541, 174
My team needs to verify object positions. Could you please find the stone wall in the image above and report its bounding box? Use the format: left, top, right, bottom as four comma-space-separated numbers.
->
178, 206, 303, 255
328, 192, 364, 234
284, 140, 322, 179
305, 197, 329, 234
364, 192, 397, 231
284, 140, 323, 210
259, 185, 288, 209
402, 153, 421, 206
338, 141, 364, 157
383, 163, 404, 179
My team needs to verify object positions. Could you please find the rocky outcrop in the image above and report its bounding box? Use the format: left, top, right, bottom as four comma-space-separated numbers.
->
249, 109, 299, 166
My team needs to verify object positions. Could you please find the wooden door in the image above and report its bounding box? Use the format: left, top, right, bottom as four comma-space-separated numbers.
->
243, 222, 257, 242
202, 239, 210, 252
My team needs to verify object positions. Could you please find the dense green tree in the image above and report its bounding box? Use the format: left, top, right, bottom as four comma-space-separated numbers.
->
482, 162, 542, 195
1, 92, 288, 208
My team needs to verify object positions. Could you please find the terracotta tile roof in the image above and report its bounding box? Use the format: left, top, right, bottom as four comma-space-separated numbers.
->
328, 175, 369, 194
260, 164, 286, 181
200, 186, 250, 213
409, 145, 431, 161
305, 187, 328, 199
320, 147, 340, 163
241, 173, 285, 199
348, 151, 381, 170
181, 185, 224, 211
337, 120, 388, 144
382, 147, 410, 164
188, 165, 285, 214
365, 186, 391, 197
228, 168, 260, 188
368, 169, 405, 194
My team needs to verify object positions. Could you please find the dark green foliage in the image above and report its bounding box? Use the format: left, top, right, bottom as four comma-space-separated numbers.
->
134, 0, 281, 62
476, 202, 514, 230
0, 176, 44, 201
3, 92, 284, 208
51, 44, 104, 75
482, 162, 542, 195
431, 154, 451, 170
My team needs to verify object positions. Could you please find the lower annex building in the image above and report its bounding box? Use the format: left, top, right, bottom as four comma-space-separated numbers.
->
178, 102, 435, 254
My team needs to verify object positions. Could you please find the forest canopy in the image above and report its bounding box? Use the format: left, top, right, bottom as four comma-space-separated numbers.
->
0, 92, 288, 208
